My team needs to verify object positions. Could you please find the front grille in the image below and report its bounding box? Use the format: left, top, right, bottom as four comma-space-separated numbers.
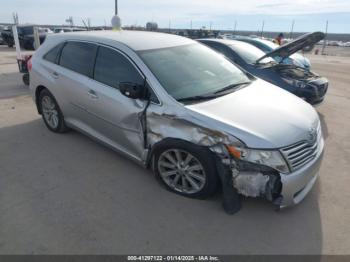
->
281, 123, 322, 171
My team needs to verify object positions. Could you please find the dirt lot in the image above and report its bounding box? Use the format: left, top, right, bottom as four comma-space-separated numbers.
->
0, 45, 350, 255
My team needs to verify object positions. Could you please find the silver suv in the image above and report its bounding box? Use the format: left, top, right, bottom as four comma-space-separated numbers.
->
29, 31, 324, 211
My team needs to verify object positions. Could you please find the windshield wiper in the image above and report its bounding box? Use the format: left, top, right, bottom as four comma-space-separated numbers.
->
214, 81, 251, 94
177, 82, 251, 103
177, 94, 218, 103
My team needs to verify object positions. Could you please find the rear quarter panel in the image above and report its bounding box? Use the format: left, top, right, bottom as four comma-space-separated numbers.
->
29, 36, 69, 113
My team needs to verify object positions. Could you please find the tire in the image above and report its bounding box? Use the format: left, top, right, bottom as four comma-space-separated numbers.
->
153, 140, 219, 199
22, 73, 30, 86
39, 89, 69, 133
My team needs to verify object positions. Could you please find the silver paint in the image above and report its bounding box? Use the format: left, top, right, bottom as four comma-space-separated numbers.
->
29, 31, 324, 208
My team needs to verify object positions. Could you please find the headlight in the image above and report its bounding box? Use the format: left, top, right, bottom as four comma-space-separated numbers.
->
284, 78, 307, 88
226, 146, 290, 174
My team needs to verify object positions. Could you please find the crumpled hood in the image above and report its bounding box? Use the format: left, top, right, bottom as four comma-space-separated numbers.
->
186, 79, 319, 149
257, 32, 325, 63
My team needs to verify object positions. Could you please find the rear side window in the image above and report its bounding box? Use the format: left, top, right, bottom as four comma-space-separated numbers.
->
247, 41, 271, 53
43, 42, 65, 64
205, 42, 232, 58
94, 46, 144, 89
59, 41, 97, 77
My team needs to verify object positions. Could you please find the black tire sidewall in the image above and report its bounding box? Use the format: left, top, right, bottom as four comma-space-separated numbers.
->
153, 140, 219, 199
22, 74, 29, 86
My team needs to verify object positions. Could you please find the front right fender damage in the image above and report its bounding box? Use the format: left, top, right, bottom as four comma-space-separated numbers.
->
211, 144, 283, 214
144, 109, 283, 214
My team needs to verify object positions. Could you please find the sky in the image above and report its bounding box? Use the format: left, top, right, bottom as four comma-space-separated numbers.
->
1, 0, 350, 33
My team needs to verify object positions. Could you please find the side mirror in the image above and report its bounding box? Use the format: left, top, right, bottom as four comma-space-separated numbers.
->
119, 82, 145, 100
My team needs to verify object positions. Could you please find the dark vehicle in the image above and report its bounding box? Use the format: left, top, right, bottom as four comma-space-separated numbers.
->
17, 26, 49, 50
146, 22, 158, 31
233, 36, 311, 70
1, 28, 14, 47
199, 32, 328, 105
1, 25, 49, 50
53, 27, 87, 33
0, 26, 4, 45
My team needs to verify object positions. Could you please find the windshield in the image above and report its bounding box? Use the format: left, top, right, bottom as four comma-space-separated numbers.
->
18, 27, 33, 35
258, 39, 279, 51
230, 43, 275, 64
138, 43, 249, 101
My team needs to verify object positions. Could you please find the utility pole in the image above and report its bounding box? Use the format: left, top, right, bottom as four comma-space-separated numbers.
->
289, 20, 295, 39
12, 12, 19, 24
82, 19, 89, 30
260, 20, 265, 38
322, 20, 328, 55
111, 0, 121, 30
65, 16, 74, 27
233, 20, 237, 34
209, 21, 212, 31
190, 20, 192, 30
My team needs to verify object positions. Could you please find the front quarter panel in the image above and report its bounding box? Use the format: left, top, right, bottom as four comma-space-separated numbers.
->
146, 103, 244, 151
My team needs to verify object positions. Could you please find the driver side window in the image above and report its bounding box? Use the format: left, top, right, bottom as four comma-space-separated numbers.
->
94, 46, 144, 89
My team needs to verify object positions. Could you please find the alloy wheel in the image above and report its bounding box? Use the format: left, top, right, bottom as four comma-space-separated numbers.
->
158, 149, 206, 194
41, 95, 59, 129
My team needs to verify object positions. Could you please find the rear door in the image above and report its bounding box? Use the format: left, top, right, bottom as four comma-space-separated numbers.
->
56, 41, 99, 130
39, 41, 66, 103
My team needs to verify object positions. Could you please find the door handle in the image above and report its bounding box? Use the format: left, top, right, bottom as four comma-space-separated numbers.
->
88, 89, 99, 99
52, 71, 59, 79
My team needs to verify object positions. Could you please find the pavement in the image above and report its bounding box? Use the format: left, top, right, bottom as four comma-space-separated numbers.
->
0, 45, 350, 255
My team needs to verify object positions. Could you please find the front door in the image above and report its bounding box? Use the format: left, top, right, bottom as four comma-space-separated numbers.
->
82, 45, 147, 160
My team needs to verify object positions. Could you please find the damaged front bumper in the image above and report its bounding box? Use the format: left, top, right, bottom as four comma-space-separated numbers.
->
227, 136, 324, 209
279, 137, 324, 208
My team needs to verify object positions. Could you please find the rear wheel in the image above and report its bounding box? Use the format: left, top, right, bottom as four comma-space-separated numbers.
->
39, 89, 69, 133
154, 140, 219, 199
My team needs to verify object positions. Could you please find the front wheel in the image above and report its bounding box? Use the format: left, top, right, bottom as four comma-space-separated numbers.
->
154, 140, 219, 199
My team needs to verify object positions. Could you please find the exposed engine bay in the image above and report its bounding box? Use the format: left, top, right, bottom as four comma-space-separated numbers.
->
274, 64, 318, 80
